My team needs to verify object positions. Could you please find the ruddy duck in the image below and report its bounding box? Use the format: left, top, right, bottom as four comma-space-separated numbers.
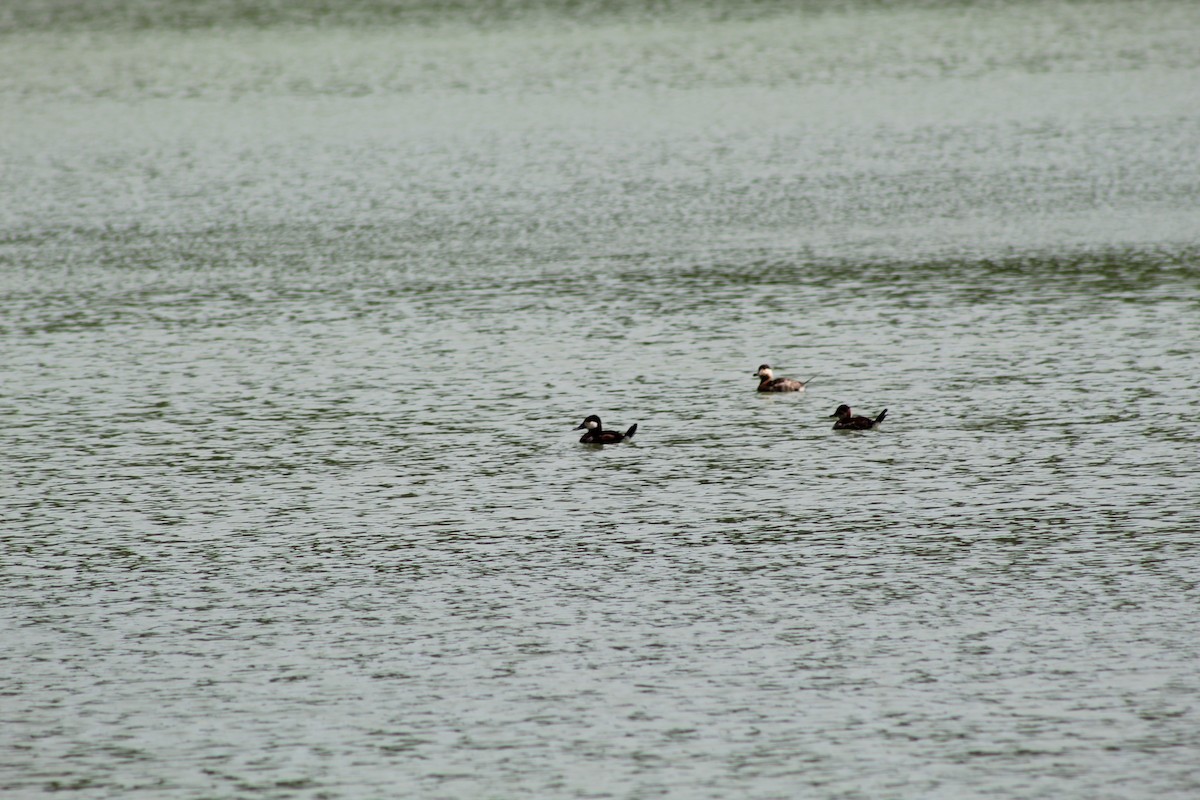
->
574, 414, 638, 444
754, 364, 814, 392
829, 404, 887, 430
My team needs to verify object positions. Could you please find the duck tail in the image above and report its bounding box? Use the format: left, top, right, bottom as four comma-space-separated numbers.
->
875, 409, 888, 425
625, 424, 638, 439
803, 375, 817, 386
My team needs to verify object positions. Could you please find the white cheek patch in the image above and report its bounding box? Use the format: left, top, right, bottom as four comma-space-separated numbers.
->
588, 420, 599, 429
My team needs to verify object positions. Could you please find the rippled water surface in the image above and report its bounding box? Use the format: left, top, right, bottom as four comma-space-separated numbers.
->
3, 1, 1200, 798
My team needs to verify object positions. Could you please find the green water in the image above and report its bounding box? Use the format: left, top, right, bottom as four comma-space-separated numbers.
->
3, 2, 1200, 798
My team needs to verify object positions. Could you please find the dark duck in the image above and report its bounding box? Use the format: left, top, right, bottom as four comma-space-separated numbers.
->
574, 414, 638, 444
829, 404, 887, 430
754, 364, 814, 392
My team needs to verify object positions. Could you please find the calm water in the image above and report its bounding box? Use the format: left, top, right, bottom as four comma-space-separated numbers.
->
3, 1, 1200, 798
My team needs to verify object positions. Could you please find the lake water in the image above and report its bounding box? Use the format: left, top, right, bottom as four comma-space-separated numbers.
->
3, 1, 1200, 797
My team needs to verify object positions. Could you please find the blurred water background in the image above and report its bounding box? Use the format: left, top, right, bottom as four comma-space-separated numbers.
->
2, 0, 1199, 797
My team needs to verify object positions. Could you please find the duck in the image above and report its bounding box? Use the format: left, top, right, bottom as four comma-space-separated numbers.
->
574, 414, 638, 444
829, 404, 887, 430
754, 364, 815, 392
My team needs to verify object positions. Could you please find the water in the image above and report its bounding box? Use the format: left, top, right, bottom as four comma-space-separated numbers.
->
3, 1, 1200, 797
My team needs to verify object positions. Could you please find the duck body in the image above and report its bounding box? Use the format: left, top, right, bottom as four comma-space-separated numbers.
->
830, 404, 887, 430
574, 414, 638, 444
754, 364, 813, 393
